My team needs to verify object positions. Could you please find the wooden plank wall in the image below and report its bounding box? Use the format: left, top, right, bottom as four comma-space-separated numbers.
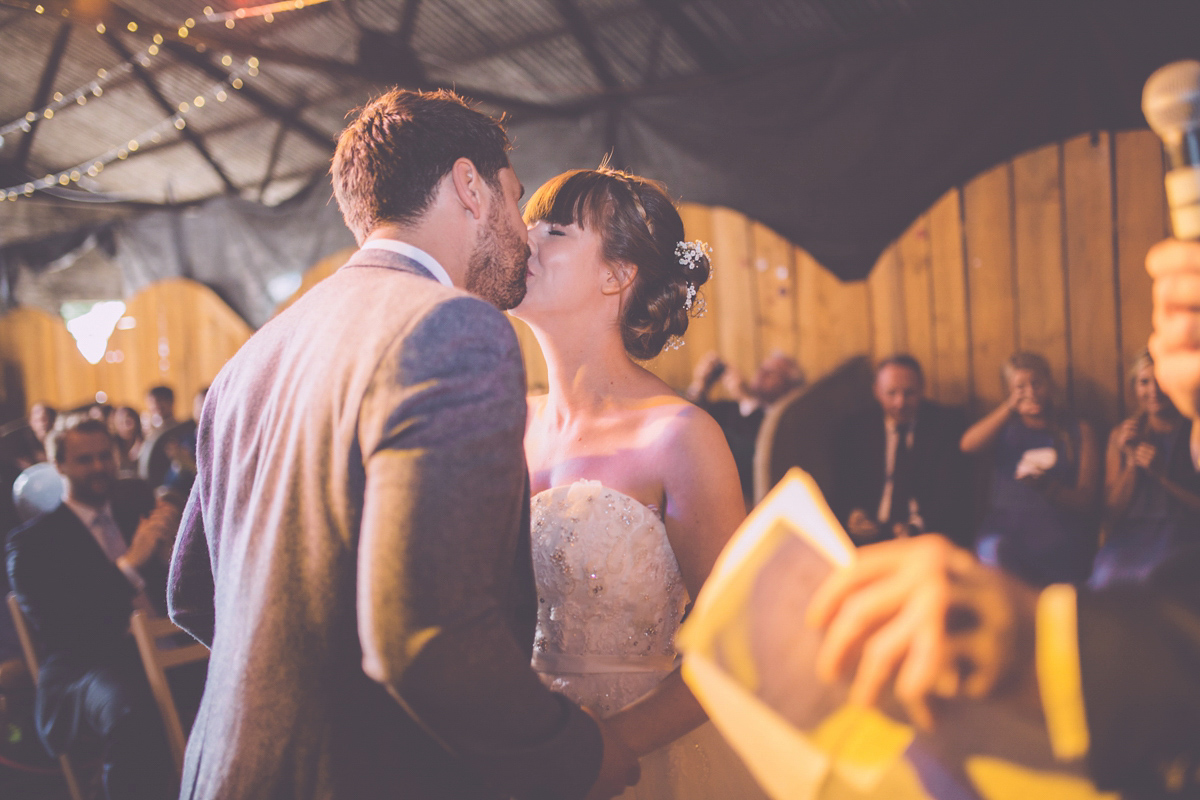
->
636, 129, 1168, 438
0, 129, 1169, 440
0, 279, 252, 414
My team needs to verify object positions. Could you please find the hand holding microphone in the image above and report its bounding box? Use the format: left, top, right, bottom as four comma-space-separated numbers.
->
1144, 62, 1200, 460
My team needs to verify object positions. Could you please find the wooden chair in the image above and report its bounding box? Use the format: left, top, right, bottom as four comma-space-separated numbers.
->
752, 355, 877, 505
6, 592, 86, 800
129, 611, 208, 778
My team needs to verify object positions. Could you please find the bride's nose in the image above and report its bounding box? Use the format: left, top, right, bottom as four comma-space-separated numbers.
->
527, 229, 539, 259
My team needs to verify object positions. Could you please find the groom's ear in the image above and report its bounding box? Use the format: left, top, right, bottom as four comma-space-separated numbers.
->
601, 262, 637, 296
449, 157, 486, 220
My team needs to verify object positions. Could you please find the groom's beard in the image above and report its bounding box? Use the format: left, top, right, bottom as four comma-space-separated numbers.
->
465, 202, 529, 310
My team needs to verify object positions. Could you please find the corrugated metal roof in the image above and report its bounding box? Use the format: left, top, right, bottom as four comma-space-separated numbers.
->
0, 0, 1007, 226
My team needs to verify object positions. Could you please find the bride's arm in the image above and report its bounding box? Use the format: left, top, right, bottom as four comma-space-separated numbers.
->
605, 406, 746, 756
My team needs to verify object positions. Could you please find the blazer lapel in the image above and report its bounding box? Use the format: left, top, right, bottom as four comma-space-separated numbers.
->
53, 504, 127, 584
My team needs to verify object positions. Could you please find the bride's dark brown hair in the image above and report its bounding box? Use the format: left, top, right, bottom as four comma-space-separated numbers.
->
523, 167, 711, 360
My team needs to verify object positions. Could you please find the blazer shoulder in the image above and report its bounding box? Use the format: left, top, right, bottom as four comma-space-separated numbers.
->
8, 502, 71, 542
401, 293, 521, 360
6, 503, 77, 568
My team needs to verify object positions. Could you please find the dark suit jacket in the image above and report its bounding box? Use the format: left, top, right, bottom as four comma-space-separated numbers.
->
6, 481, 162, 751
831, 400, 972, 546
168, 248, 602, 800
1076, 546, 1200, 796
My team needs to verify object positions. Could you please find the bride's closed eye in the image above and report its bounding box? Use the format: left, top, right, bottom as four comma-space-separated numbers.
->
547, 226, 567, 236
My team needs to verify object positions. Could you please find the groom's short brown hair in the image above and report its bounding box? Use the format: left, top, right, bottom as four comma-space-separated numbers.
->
331, 89, 511, 244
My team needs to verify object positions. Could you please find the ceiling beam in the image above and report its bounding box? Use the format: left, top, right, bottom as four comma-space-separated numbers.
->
102, 30, 239, 194
641, 19, 666, 85
164, 41, 335, 152
553, 0, 620, 90
338, 0, 428, 86
639, 0, 731, 74
398, 0, 422, 44
257, 97, 304, 202
0, 8, 26, 32
11, 21, 72, 172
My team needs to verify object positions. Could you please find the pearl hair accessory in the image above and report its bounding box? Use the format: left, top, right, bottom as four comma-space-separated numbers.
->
662, 241, 712, 351
675, 239, 712, 314
675, 239, 711, 270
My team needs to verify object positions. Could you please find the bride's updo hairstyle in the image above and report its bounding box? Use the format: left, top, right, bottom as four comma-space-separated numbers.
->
524, 167, 711, 360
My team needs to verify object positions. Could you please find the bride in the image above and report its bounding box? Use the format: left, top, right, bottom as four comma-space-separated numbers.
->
512, 167, 769, 799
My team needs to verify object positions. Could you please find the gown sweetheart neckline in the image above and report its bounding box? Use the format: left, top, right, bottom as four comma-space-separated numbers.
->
531, 478, 663, 521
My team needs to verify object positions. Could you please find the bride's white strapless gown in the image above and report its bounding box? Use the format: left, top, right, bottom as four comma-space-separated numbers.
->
531, 480, 770, 800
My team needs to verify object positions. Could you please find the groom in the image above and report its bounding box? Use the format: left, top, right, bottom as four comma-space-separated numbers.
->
168, 89, 637, 799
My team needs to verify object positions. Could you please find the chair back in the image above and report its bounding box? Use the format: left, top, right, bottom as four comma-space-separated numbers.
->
129, 611, 208, 779
7, 592, 42, 681
753, 356, 876, 505
7, 592, 87, 800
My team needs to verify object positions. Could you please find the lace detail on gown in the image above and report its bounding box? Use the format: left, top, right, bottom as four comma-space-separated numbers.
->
531, 480, 768, 800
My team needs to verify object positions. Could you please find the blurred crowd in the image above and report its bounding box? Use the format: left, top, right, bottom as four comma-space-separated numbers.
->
0, 385, 206, 661
688, 346, 1200, 593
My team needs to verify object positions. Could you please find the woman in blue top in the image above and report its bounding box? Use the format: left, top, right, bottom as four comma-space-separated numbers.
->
961, 351, 1100, 586
1092, 350, 1200, 587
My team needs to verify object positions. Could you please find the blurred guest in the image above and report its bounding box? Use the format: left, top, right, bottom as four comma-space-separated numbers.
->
6, 415, 177, 800
159, 386, 205, 497
85, 402, 113, 423
109, 406, 144, 478
138, 386, 181, 488
27, 402, 56, 461
142, 386, 176, 437
686, 351, 803, 503
962, 352, 1099, 586
832, 355, 971, 546
1093, 354, 1200, 588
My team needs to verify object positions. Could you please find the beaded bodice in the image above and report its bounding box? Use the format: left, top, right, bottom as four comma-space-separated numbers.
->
530, 480, 688, 713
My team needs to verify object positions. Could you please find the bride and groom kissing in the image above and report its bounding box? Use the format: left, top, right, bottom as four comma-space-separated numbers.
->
166, 88, 766, 799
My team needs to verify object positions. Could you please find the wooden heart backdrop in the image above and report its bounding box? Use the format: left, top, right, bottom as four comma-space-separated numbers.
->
0, 130, 1166, 434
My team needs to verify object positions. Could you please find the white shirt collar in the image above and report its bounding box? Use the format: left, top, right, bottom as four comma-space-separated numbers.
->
360, 239, 453, 288
62, 493, 112, 529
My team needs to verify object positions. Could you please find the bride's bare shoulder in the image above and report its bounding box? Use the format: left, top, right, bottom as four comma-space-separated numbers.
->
638, 388, 724, 447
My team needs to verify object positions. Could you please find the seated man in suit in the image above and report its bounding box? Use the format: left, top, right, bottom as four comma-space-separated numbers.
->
7, 415, 178, 800
831, 354, 971, 546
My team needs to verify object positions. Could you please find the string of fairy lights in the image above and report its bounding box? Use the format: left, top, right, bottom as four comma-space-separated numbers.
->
0, 0, 336, 201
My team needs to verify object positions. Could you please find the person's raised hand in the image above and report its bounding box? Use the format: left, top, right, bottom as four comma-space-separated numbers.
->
1132, 442, 1158, 470
1117, 418, 1141, 451
125, 498, 183, 569
846, 509, 880, 543
686, 352, 726, 402
583, 709, 641, 800
1147, 239, 1200, 420
806, 536, 1039, 731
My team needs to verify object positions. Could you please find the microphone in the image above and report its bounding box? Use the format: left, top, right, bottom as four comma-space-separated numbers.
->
1143, 60, 1200, 240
